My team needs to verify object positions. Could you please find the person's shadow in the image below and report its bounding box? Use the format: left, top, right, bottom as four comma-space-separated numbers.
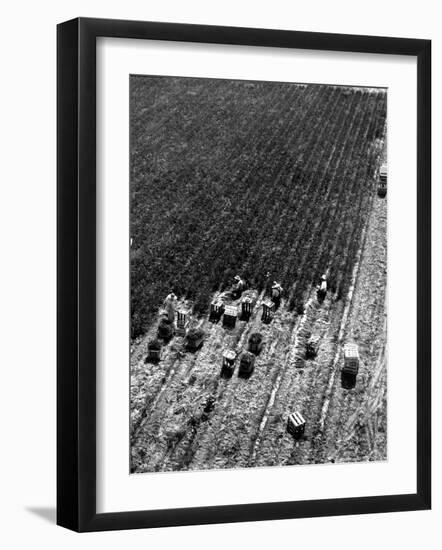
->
26, 506, 56, 524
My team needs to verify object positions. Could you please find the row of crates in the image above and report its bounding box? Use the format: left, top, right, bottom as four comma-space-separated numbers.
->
209, 298, 253, 326
147, 310, 199, 361
210, 298, 276, 327
221, 332, 264, 378
149, 297, 275, 361
305, 338, 360, 371
221, 349, 255, 378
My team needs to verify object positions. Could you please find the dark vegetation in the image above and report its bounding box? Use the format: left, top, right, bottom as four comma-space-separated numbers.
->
157, 318, 174, 341
186, 328, 205, 342
147, 338, 161, 351
130, 76, 386, 338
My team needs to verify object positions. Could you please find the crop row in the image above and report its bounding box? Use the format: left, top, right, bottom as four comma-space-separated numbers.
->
130, 77, 387, 338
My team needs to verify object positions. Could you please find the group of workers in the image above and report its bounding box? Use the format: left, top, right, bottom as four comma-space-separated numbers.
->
162, 273, 327, 322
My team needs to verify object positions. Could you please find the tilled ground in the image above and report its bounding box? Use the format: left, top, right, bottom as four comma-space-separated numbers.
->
130, 195, 387, 473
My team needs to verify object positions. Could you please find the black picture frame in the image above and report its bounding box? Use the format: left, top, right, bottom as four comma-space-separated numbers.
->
57, 17, 431, 532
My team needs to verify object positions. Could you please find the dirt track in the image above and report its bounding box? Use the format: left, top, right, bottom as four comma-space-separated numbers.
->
130, 189, 387, 473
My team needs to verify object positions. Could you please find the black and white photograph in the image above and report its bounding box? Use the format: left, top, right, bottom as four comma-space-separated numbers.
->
0, 0, 435, 542
129, 75, 388, 474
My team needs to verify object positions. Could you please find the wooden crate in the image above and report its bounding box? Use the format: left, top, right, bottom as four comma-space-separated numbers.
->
209, 300, 224, 322
287, 411, 306, 439
261, 301, 275, 323
221, 349, 237, 377
341, 370, 357, 390
248, 333, 263, 355
378, 181, 387, 197
185, 336, 203, 352
238, 351, 255, 377
342, 343, 359, 375
240, 298, 253, 321
223, 305, 238, 328
378, 164, 387, 197
157, 319, 174, 341
176, 311, 189, 336
146, 347, 161, 362
184, 329, 205, 352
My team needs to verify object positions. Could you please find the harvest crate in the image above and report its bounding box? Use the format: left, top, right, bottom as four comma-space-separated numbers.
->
378, 182, 387, 198
185, 329, 205, 352
209, 300, 224, 322
287, 411, 306, 439
341, 370, 357, 390
261, 301, 275, 324
157, 318, 174, 342
146, 339, 162, 363
176, 311, 189, 336
147, 348, 161, 362
342, 343, 359, 375
223, 305, 238, 328
240, 297, 253, 321
248, 332, 263, 355
238, 351, 255, 378
221, 349, 237, 377
378, 163, 387, 197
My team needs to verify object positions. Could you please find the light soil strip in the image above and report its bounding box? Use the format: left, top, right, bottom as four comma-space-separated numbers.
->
317, 131, 386, 435
249, 294, 315, 463
317, 206, 371, 433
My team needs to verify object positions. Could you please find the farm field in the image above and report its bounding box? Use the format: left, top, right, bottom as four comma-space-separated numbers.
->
130, 76, 387, 473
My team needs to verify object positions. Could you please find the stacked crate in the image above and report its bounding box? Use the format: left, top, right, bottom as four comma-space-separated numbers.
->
209, 300, 224, 322
176, 311, 189, 336
241, 297, 253, 321
261, 301, 275, 323
287, 412, 306, 439
342, 343, 359, 376
223, 305, 238, 328
238, 351, 255, 377
248, 333, 264, 355
221, 349, 237, 377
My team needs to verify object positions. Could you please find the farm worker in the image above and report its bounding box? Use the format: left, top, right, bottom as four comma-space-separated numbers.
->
163, 292, 177, 323
233, 275, 246, 292
272, 281, 283, 300
320, 274, 327, 292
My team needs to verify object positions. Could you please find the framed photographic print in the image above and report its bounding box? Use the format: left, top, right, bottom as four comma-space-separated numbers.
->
57, 17, 431, 532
